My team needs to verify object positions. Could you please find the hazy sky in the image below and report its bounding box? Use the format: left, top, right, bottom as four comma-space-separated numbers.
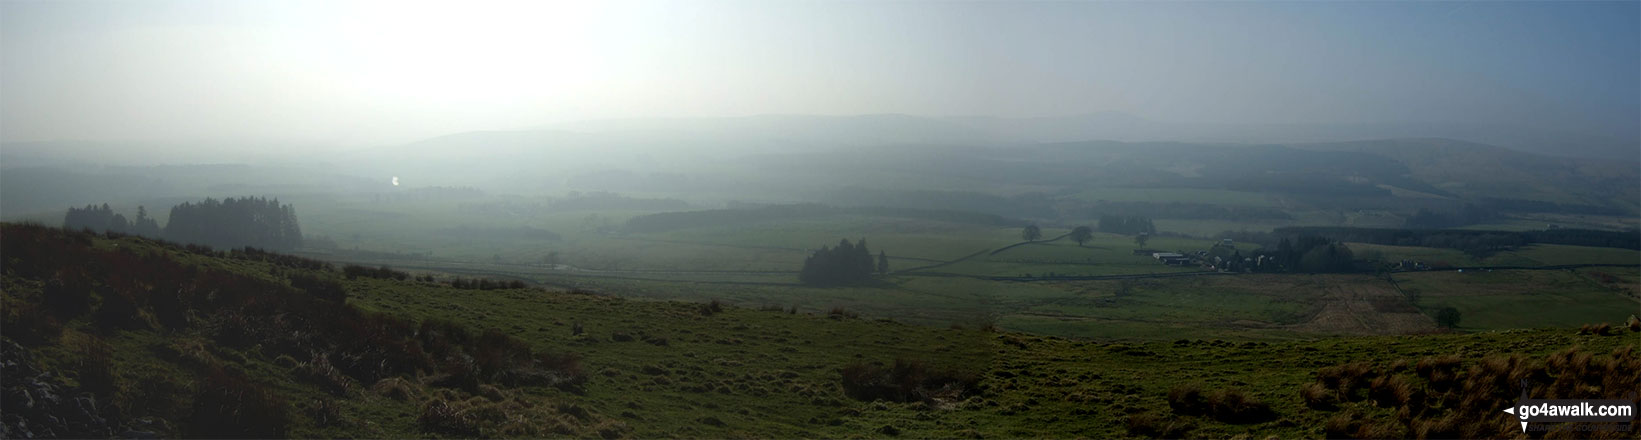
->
2, 0, 1637, 146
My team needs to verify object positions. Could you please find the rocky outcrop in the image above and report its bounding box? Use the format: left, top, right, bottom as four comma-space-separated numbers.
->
1, 339, 117, 439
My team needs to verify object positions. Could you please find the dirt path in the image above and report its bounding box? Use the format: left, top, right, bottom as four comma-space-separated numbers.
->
1289, 279, 1436, 335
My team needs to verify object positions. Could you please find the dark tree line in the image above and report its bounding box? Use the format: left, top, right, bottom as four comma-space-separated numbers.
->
63, 204, 162, 237
165, 197, 303, 251
1267, 235, 1357, 273
1097, 215, 1156, 235
64, 197, 304, 251
1270, 226, 1638, 254
1221, 232, 1359, 273
800, 238, 883, 286
343, 264, 410, 281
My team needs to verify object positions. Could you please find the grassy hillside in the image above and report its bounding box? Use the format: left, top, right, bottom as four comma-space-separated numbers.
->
2, 224, 1636, 438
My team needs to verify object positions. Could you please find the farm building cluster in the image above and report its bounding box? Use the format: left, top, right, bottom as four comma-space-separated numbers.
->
1136, 239, 1274, 272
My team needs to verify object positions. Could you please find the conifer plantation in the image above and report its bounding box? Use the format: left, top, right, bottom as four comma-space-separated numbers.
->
63, 197, 303, 251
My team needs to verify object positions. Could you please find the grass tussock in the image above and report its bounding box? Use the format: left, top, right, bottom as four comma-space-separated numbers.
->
1298, 382, 1336, 410
1125, 412, 1193, 438
699, 299, 725, 316
1168, 384, 1274, 423
828, 307, 860, 319
1578, 322, 1614, 336
1303, 346, 1641, 439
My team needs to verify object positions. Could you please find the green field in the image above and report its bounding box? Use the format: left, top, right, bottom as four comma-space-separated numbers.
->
1392, 270, 1639, 331
272, 195, 1640, 346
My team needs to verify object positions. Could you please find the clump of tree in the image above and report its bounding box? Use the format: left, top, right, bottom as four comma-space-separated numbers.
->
800, 239, 879, 286
1021, 224, 1042, 241
1070, 226, 1093, 247
165, 197, 303, 250
63, 204, 163, 237
1098, 215, 1156, 235
1434, 307, 1461, 329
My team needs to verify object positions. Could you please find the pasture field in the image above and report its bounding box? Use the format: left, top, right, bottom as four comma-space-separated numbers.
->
288, 198, 1636, 346
1391, 269, 1640, 331
931, 234, 1221, 278
342, 272, 1639, 439
252, 196, 1641, 349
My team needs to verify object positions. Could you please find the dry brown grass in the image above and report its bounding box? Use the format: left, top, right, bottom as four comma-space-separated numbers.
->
1304, 348, 1641, 439
1299, 382, 1336, 409
1125, 412, 1193, 438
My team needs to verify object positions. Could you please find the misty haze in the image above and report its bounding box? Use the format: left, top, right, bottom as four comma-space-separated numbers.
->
1, 1, 1637, 439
